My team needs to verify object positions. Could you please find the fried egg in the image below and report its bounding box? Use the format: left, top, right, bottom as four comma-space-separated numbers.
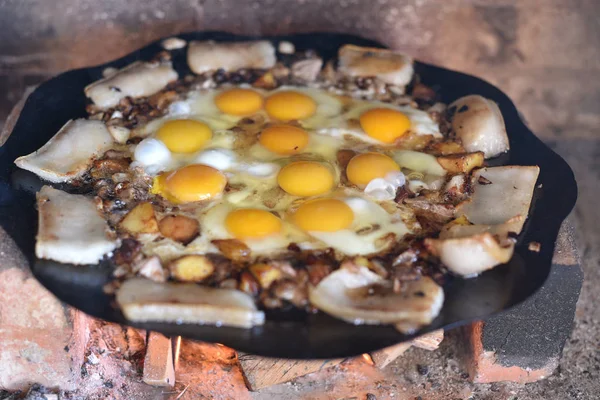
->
292, 196, 409, 255
189, 203, 308, 255
138, 86, 266, 143
277, 161, 336, 197
315, 101, 442, 144
152, 164, 227, 203
265, 86, 343, 125
248, 124, 343, 162
128, 85, 422, 259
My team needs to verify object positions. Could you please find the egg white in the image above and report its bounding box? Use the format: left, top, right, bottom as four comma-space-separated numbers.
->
129, 86, 428, 261
315, 101, 442, 145
302, 196, 409, 256
265, 86, 343, 129
186, 203, 309, 256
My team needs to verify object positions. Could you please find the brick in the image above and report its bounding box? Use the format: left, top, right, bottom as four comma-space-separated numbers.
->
460, 221, 582, 383
463, 322, 558, 384
176, 341, 251, 399
0, 228, 89, 391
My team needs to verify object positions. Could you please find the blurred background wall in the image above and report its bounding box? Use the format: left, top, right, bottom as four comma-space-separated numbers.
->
0, 0, 598, 138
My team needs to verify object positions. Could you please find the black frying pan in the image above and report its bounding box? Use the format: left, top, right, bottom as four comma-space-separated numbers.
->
0, 32, 577, 359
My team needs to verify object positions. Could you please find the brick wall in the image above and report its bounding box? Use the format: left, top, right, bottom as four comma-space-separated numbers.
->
0, 0, 599, 137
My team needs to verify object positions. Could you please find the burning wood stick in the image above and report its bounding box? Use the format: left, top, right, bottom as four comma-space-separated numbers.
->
370, 329, 444, 369
412, 329, 444, 351
238, 353, 345, 391
143, 332, 175, 387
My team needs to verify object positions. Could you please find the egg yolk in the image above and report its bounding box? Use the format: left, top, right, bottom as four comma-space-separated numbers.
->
259, 124, 309, 155
277, 161, 334, 197
293, 198, 354, 232
346, 152, 400, 187
265, 91, 317, 121
359, 108, 411, 143
155, 164, 226, 203
225, 209, 282, 239
214, 88, 263, 116
156, 119, 212, 153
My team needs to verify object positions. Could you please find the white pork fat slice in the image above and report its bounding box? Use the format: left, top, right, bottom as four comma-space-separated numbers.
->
457, 166, 540, 234
85, 61, 178, 109
427, 165, 539, 277
424, 233, 514, 277
309, 265, 443, 326
116, 278, 266, 328
337, 44, 414, 88
14, 119, 113, 183
449, 95, 509, 158
36, 186, 118, 265
187, 40, 276, 74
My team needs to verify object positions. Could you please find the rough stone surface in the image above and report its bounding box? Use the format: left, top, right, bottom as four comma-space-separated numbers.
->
479, 257, 582, 371
0, 228, 89, 391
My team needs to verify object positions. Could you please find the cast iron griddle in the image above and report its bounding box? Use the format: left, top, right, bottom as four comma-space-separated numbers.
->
0, 32, 577, 358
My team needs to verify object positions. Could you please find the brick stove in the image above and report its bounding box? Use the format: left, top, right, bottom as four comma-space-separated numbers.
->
0, 1, 589, 398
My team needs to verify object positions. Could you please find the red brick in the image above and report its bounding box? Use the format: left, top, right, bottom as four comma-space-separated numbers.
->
462, 322, 558, 384
0, 229, 89, 391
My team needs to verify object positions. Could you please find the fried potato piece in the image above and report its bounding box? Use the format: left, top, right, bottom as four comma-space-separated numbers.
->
436, 152, 484, 174
212, 239, 251, 262
169, 255, 214, 282
119, 202, 159, 234
158, 215, 199, 244
427, 140, 466, 156
116, 278, 265, 328
249, 263, 283, 289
